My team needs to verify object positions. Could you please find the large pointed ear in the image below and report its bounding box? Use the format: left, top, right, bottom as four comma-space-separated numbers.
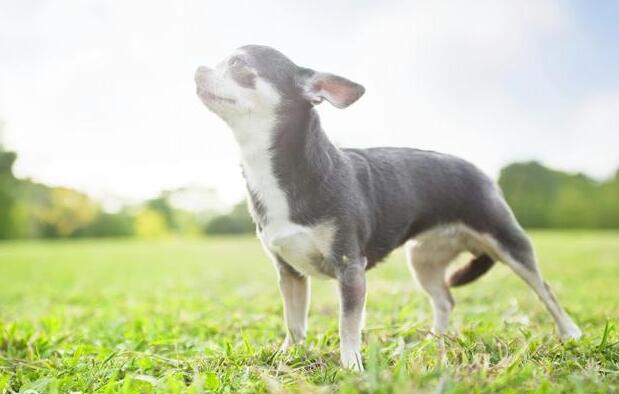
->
299, 70, 365, 109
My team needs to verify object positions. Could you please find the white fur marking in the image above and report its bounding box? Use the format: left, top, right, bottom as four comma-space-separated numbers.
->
227, 78, 336, 278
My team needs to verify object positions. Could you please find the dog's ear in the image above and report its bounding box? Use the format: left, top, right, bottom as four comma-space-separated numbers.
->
298, 69, 365, 109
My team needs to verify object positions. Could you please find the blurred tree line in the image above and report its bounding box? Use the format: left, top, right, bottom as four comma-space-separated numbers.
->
1, 142, 618, 240
0, 142, 253, 239
499, 161, 619, 228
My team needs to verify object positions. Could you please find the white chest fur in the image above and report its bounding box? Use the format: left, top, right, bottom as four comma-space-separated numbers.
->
258, 220, 337, 278
230, 110, 336, 278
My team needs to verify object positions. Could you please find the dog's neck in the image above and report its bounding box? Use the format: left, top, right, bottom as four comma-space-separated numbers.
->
228, 104, 341, 224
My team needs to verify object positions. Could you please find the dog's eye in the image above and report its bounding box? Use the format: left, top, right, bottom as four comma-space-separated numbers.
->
229, 58, 245, 68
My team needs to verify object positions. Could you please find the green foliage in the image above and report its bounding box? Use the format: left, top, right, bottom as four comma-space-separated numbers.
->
9, 180, 137, 239
597, 171, 619, 228
75, 211, 135, 238
33, 187, 99, 237
204, 201, 255, 235
499, 161, 619, 228
499, 161, 564, 227
0, 144, 136, 239
0, 145, 18, 239
147, 193, 178, 231
9, 180, 51, 238
0, 232, 617, 392
134, 208, 169, 238
0, 145, 202, 239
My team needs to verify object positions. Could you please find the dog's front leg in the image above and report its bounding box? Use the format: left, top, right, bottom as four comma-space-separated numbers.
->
276, 259, 310, 351
337, 261, 366, 371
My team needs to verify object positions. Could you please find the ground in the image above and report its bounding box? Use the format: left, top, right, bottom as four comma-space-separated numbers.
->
0, 231, 617, 393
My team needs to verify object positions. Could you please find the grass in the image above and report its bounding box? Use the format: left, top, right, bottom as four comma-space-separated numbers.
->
0, 231, 617, 393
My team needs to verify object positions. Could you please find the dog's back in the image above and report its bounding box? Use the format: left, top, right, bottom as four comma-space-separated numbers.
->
343, 147, 515, 266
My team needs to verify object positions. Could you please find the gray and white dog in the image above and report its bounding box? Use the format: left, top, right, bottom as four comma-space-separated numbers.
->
194, 45, 582, 371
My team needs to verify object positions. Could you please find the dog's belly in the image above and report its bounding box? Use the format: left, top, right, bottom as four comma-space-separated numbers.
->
259, 220, 336, 278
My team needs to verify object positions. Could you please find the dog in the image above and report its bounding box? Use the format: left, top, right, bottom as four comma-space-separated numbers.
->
194, 45, 582, 371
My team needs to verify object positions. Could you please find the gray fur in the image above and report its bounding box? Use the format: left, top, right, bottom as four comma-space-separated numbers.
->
233, 46, 524, 272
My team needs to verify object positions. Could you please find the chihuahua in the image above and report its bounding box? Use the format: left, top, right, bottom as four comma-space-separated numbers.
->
194, 45, 582, 371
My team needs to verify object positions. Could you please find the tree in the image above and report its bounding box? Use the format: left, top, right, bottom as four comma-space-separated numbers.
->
499, 161, 619, 229
204, 201, 255, 235
0, 142, 19, 239
147, 193, 178, 231
134, 208, 168, 238
596, 170, 619, 228
34, 187, 98, 237
549, 174, 598, 228
498, 161, 565, 228
75, 211, 135, 237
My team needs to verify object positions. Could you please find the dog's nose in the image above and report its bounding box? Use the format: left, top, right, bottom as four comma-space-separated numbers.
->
195, 66, 212, 84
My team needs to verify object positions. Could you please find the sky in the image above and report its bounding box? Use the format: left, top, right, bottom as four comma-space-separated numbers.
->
1, 0, 618, 206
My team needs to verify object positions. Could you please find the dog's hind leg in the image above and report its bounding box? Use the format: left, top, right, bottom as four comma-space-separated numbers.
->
405, 240, 457, 334
489, 225, 582, 339
276, 258, 311, 351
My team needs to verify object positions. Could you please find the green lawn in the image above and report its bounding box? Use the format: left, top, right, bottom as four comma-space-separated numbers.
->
0, 231, 617, 393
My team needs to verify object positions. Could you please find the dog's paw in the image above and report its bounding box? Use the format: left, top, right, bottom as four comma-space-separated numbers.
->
279, 336, 294, 352
341, 351, 364, 372
561, 326, 583, 340
280, 334, 307, 352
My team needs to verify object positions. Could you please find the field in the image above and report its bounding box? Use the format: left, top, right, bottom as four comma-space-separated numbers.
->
0, 231, 617, 393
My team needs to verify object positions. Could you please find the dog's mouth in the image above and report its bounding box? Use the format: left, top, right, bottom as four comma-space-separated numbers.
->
197, 87, 236, 105
208, 92, 236, 104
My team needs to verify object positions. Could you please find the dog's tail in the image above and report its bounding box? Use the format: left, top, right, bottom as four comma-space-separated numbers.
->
447, 254, 495, 287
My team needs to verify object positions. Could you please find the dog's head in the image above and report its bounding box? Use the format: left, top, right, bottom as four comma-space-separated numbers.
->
195, 45, 365, 124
